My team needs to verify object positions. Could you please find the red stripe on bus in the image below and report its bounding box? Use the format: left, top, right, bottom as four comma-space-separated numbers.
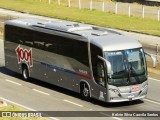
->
76, 72, 92, 79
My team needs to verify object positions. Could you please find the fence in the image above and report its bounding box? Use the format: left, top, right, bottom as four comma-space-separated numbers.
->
38, 0, 160, 21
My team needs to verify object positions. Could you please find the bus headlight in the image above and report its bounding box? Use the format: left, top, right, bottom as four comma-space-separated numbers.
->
109, 88, 121, 97
141, 84, 148, 92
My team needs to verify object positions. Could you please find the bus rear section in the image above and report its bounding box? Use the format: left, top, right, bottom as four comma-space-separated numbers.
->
4, 19, 94, 101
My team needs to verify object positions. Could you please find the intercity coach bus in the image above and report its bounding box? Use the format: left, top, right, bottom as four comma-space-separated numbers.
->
4, 18, 156, 102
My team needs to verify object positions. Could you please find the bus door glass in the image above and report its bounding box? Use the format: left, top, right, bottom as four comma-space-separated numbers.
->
97, 61, 106, 87
92, 58, 107, 87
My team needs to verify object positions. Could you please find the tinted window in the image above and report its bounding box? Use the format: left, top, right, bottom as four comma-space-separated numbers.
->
5, 25, 34, 47
44, 35, 89, 67
5, 24, 89, 67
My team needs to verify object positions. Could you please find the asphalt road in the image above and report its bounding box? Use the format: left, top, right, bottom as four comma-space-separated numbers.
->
0, 38, 160, 120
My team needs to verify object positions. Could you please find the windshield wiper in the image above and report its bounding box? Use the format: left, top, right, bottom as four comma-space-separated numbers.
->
128, 62, 142, 84
112, 71, 128, 79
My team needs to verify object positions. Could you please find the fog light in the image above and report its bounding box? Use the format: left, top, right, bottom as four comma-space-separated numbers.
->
110, 97, 113, 100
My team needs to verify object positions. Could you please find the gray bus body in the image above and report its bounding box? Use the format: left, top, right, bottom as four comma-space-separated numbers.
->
4, 18, 148, 102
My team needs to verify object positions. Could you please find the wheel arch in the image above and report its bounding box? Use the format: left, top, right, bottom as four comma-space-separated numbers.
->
21, 63, 30, 77
80, 80, 91, 97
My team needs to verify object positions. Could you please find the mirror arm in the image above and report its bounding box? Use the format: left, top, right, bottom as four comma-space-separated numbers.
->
98, 55, 106, 62
145, 52, 157, 68
98, 55, 112, 74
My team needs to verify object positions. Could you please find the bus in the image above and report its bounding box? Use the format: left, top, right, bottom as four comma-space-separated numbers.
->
4, 18, 156, 102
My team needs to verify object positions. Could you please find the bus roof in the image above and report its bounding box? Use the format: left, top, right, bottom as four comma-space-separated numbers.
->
5, 18, 142, 51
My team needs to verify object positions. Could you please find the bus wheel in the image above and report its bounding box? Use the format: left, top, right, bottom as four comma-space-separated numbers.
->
81, 83, 90, 101
22, 66, 29, 81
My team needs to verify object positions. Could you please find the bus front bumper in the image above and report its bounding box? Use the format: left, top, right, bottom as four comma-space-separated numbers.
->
107, 84, 148, 103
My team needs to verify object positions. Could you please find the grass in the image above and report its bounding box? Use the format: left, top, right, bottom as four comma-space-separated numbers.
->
0, 105, 46, 120
0, 0, 159, 36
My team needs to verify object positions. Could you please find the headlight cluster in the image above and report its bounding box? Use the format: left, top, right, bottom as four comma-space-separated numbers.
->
109, 88, 121, 96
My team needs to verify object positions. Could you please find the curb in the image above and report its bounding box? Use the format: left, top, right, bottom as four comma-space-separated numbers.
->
0, 100, 7, 107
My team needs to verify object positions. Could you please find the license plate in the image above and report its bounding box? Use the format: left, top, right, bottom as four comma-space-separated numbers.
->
128, 93, 134, 98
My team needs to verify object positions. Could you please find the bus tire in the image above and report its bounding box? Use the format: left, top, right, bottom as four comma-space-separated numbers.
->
81, 83, 90, 101
22, 66, 29, 81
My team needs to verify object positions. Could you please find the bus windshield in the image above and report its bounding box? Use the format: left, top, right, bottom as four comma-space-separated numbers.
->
104, 48, 147, 87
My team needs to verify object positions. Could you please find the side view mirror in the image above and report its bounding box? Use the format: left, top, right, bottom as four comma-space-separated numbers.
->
145, 52, 157, 68
98, 56, 112, 74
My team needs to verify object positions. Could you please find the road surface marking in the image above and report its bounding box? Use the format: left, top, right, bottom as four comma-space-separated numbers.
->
48, 117, 59, 120
0, 96, 35, 111
63, 99, 83, 107
32, 89, 50, 96
145, 99, 160, 105
0, 96, 59, 120
5, 79, 22, 86
112, 117, 123, 120
149, 77, 160, 82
